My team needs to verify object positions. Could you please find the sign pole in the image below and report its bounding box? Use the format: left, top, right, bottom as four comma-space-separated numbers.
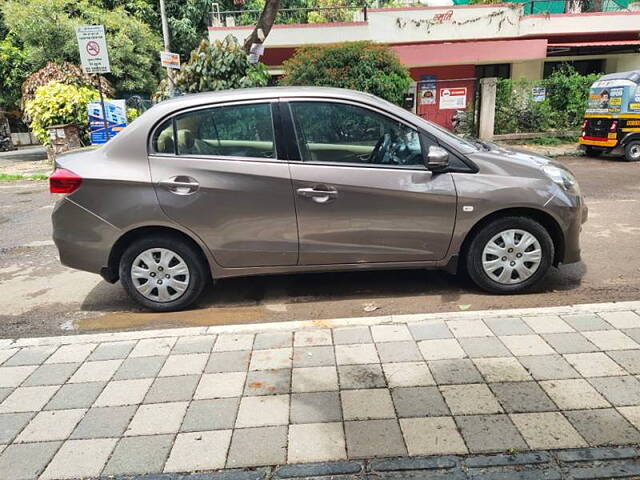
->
96, 75, 110, 141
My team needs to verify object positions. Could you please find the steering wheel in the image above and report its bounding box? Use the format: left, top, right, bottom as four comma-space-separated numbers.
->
368, 134, 391, 164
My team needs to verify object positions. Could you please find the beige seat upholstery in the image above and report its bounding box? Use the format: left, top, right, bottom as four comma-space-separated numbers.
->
156, 129, 174, 154
177, 129, 195, 154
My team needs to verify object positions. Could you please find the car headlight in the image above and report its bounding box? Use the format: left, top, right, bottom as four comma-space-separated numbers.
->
542, 165, 580, 194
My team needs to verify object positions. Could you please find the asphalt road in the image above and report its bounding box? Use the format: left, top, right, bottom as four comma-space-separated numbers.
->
1, 154, 639, 338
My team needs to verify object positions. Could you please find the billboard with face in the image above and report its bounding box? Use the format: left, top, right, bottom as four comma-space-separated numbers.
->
587, 79, 640, 115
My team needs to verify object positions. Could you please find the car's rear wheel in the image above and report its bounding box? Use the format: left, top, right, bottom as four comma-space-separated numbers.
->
465, 216, 554, 294
623, 140, 640, 162
119, 235, 208, 311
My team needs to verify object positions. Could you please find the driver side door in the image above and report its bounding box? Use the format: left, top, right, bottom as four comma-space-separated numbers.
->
287, 100, 458, 265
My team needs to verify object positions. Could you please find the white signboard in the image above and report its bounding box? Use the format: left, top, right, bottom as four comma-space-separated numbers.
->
160, 51, 181, 70
439, 87, 467, 110
76, 25, 111, 74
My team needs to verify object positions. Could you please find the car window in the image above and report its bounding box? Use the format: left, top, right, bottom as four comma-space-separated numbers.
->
174, 103, 275, 159
151, 119, 174, 154
290, 101, 425, 167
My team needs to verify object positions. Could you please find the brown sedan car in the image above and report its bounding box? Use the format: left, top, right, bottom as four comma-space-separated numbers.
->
50, 87, 587, 311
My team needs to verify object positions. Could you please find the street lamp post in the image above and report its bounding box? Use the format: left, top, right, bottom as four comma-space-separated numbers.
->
159, 0, 175, 96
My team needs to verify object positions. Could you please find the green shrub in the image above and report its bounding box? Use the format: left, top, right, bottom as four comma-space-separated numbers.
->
280, 41, 412, 106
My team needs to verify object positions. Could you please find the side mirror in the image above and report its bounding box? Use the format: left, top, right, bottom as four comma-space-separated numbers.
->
425, 145, 449, 172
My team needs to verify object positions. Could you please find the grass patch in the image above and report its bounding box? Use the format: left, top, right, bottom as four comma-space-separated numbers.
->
0, 173, 48, 182
526, 137, 570, 146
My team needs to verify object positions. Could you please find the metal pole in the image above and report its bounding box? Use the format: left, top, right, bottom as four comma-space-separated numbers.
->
159, 0, 175, 95
97, 75, 110, 141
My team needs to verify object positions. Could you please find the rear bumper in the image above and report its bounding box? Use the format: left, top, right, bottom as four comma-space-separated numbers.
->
579, 137, 617, 148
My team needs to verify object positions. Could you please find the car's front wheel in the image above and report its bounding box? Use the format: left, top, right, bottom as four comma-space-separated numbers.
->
465, 216, 554, 294
119, 235, 208, 311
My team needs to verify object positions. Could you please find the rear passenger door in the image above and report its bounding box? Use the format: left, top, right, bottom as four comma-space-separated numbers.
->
148, 101, 299, 268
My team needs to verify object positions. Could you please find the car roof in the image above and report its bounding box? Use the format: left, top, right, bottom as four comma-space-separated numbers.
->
597, 70, 640, 85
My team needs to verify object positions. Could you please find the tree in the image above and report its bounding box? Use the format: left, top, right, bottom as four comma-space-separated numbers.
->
280, 41, 412, 106
243, 0, 280, 53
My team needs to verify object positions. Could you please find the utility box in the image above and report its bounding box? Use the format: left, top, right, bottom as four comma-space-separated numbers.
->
47, 124, 81, 157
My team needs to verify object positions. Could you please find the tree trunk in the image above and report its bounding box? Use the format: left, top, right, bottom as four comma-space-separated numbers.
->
243, 0, 281, 53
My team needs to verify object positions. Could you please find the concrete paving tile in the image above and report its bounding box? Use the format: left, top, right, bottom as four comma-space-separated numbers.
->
447, 320, 494, 338
0, 365, 37, 387
408, 321, 453, 340
0, 412, 35, 443
339, 364, 386, 389
171, 335, 217, 354
428, 359, 483, 385
158, 353, 208, 376
523, 315, 574, 334
484, 317, 534, 336
371, 325, 412, 343
623, 328, 640, 344
164, 430, 232, 472
588, 376, 640, 406
490, 381, 557, 413
68, 359, 123, 383
245, 368, 291, 395
102, 434, 173, 475
250, 348, 292, 370
518, 355, 580, 380
511, 412, 587, 449
44, 382, 105, 410
205, 350, 251, 373
113, 356, 166, 380
0, 388, 10, 404
226, 426, 287, 467
89, 341, 136, 360
333, 326, 373, 344
236, 395, 289, 427
392, 386, 450, 417
0, 441, 61, 480
16, 408, 85, 442
40, 438, 117, 479
3, 346, 57, 366
294, 330, 333, 346
618, 406, 640, 430
565, 409, 640, 446
0, 349, 17, 366
342, 388, 395, 420
344, 419, 406, 458
213, 334, 254, 352
607, 350, 640, 374
335, 344, 378, 365
441, 384, 503, 415
376, 341, 423, 363
292, 366, 338, 392
71, 406, 137, 439
45, 344, 96, 364
180, 398, 239, 432
195, 372, 246, 399
400, 417, 467, 455
543, 333, 599, 354
288, 422, 346, 463
599, 311, 640, 329
293, 346, 336, 367
473, 357, 532, 382
254, 331, 292, 350
290, 391, 342, 423
562, 314, 614, 332
583, 330, 639, 351
500, 335, 555, 356
0, 385, 59, 413
540, 379, 610, 410
143, 375, 199, 403
456, 414, 527, 453
418, 339, 465, 360
459, 337, 511, 358
382, 362, 435, 387
93, 378, 153, 407
22, 363, 80, 386
564, 352, 626, 377
129, 338, 177, 358
126, 401, 188, 436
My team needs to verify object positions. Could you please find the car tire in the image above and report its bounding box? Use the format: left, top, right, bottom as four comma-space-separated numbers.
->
584, 146, 602, 157
623, 140, 640, 162
465, 216, 554, 294
119, 235, 208, 311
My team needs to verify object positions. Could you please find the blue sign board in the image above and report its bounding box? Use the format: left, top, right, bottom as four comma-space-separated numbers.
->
88, 100, 127, 144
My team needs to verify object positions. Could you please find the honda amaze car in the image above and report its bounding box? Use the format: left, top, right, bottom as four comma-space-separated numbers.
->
50, 87, 587, 311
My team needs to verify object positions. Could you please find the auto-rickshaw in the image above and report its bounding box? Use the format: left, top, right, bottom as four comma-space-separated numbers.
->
579, 70, 640, 161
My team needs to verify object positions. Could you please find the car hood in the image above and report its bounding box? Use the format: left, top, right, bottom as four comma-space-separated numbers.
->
467, 142, 567, 177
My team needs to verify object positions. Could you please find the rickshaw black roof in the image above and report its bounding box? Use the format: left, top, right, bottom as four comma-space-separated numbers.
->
597, 71, 640, 85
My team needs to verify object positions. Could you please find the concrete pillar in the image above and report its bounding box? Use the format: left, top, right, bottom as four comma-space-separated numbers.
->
479, 77, 497, 141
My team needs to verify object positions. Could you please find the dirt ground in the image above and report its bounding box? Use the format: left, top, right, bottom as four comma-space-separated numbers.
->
1, 154, 639, 338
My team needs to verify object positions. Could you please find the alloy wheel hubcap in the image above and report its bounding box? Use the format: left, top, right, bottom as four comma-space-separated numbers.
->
482, 229, 542, 285
131, 248, 190, 302
630, 145, 640, 159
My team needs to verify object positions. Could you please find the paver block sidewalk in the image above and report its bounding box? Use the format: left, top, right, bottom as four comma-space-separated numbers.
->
1, 301, 640, 479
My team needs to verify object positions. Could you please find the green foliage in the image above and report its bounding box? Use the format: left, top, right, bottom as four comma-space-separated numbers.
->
0, 34, 29, 108
165, 0, 212, 59
154, 36, 270, 100
24, 81, 99, 145
280, 41, 412, 106
0, 173, 48, 181
526, 136, 565, 145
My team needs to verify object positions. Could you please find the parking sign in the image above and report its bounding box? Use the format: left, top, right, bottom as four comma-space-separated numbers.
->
76, 25, 111, 74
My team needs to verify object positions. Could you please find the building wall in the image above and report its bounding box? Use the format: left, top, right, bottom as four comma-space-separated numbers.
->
511, 60, 544, 81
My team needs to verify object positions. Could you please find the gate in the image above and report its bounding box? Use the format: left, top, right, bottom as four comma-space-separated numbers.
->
415, 77, 479, 134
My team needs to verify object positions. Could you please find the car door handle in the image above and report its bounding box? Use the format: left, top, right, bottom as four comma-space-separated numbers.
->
159, 176, 199, 195
296, 187, 338, 204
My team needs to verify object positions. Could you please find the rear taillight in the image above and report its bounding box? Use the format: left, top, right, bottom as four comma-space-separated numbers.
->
49, 168, 82, 194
